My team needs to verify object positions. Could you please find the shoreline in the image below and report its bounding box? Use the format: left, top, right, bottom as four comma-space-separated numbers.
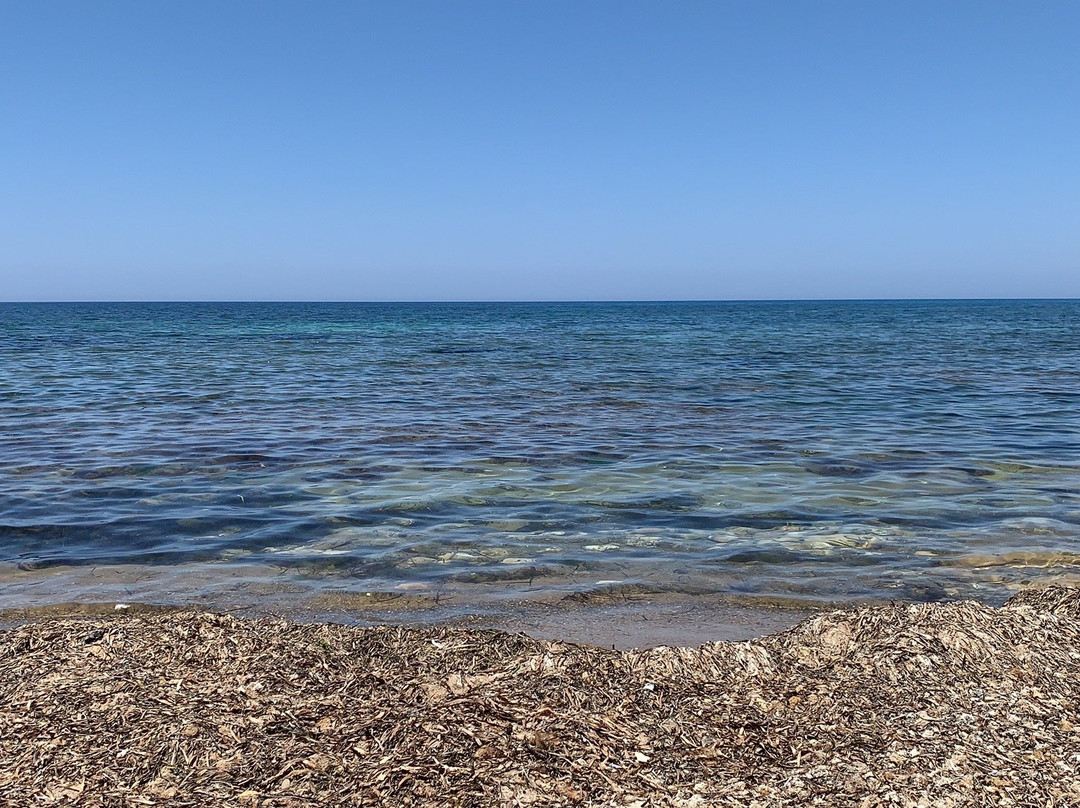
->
2, 586, 1077, 805
6, 550, 1079, 645
0, 590, 828, 650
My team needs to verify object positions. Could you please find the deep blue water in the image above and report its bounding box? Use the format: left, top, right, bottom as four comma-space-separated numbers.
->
1, 300, 1078, 608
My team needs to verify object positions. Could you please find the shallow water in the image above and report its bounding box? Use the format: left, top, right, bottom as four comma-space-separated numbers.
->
1, 300, 1078, 611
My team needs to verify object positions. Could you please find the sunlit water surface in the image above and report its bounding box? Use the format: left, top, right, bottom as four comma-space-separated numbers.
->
2, 301, 1078, 612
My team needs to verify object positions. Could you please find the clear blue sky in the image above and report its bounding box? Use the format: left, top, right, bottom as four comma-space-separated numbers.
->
2, 1, 1078, 301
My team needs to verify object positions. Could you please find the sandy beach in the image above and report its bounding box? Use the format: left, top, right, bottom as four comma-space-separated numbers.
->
2, 587, 1077, 806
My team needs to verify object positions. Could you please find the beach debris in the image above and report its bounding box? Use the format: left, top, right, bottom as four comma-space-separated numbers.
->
2, 587, 1079, 805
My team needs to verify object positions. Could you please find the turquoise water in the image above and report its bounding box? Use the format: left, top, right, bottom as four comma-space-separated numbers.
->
1, 301, 1079, 609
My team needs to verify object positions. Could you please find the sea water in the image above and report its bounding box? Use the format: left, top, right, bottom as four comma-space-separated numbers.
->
1, 300, 1078, 610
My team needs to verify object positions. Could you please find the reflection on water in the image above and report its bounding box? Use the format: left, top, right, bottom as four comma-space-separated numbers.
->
1, 300, 1078, 610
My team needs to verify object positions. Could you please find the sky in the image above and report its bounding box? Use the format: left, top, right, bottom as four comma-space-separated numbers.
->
1, 1, 1078, 301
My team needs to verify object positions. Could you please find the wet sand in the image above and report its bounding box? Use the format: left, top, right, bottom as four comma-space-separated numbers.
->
0, 592, 817, 650
0, 560, 828, 649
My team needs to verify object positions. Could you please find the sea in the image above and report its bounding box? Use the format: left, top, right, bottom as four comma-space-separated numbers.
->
2, 300, 1078, 614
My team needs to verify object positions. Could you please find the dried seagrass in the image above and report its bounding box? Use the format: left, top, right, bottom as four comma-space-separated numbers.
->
2, 587, 1078, 806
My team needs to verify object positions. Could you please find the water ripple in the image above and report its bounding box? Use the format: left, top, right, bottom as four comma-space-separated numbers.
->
1, 300, 1078, 608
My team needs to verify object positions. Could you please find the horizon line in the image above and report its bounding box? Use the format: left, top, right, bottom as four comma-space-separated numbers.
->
2, 296, 1078, 305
